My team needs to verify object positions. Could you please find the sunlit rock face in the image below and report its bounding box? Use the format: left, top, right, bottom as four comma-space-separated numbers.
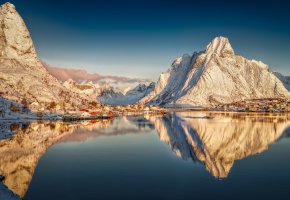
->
150, 112, 290, 178
0, 2, 91, 105
142, 37, 290, 107
0, 3, 62, 103
0, 2, 38, 65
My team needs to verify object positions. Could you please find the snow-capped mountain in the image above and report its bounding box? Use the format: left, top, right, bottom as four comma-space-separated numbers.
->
43, 62, 152, 94
141, 36, 290, 107
273, 71, 290, 91
62, 78, 155, 105
0, 2, 91, 109
97, 82, 155, 105
62, 79, 100, 98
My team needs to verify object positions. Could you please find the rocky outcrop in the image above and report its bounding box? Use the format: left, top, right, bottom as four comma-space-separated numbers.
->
0, 3, 38, 66
142, 36, 290, 107
0, 2, 90, 108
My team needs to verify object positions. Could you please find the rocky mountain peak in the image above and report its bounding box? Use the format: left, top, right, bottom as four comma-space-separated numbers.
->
142, 36, 290, 107
0, 2, 16, 12
205, 36, 234, 57
0, 2, 39, 66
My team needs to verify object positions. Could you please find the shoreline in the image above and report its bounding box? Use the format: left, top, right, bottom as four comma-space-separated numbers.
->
1, 108, 290, 122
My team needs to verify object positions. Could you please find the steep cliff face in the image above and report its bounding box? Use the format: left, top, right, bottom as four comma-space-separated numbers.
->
142, 37, 290, 107
0, 3, 88, 106
0, 2, 61, 103
0, 3, 38, 66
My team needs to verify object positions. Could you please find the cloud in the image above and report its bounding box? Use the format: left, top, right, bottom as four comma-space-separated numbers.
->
42, 61, 151, 83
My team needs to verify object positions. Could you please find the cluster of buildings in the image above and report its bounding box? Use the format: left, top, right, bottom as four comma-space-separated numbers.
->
211, 98, 290, 112
0, 93, 166, 121
64, 103, 165, 121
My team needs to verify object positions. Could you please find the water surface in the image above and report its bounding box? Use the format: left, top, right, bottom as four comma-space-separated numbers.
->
1, 112, 290, 200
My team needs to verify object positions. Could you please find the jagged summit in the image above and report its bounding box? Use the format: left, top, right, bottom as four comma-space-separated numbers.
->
1, 2, 15, 11
205, 36, 234, 57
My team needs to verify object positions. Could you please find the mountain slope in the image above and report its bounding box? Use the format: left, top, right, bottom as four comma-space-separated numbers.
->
0, 2, 89, 108
273, 71, 290, 91
142, 37, 290, 107
62, 79, 100, 99
97, 82, 155, 105
0, 2, 61, 103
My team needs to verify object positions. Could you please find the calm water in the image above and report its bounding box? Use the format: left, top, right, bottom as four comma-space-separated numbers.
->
1, 111, 290, 200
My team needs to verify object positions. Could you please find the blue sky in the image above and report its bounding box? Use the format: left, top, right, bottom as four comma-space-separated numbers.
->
8, 0, 290, 80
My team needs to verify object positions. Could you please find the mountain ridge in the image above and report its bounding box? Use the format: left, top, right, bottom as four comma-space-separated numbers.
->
141, 36, 290, 107
0, 2, 92, 110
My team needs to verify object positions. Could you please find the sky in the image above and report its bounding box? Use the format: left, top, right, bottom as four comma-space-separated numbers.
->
6, 0, 290, 80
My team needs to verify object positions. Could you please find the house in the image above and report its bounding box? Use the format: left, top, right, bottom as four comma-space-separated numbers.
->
144, 107, 150, 114
248, 107, 258, 112
79, 108, 89, 112
89, 111, 98, 116
81, 112, 91, 117
30, 101, 40, 111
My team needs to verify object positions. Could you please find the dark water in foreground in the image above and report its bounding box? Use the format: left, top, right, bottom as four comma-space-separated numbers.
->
1, 111, 290, 200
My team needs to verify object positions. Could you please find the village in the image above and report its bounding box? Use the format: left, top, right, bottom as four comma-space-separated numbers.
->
62, 102, 166, 121
3, 96, 290, 122
211, 98, 290, 112
0, 96, 166, 121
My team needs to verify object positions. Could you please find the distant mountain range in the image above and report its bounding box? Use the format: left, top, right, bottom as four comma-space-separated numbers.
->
61, 78, 155, 105
97, 82, 155, 105
43, 62, 152, 93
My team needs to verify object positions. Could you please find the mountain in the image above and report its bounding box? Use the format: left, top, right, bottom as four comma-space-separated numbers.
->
273, 71, 290, 91
0, 2, 90, 110
43, 62, 152, 94
97, 82, 155, 105
62, 79, 100, 99
62, 78, 155, 105
141, 36, 290, 107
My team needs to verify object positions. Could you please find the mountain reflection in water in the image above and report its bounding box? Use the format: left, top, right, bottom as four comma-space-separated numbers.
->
0, 112, 290, 198
150, 112, 290, 178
